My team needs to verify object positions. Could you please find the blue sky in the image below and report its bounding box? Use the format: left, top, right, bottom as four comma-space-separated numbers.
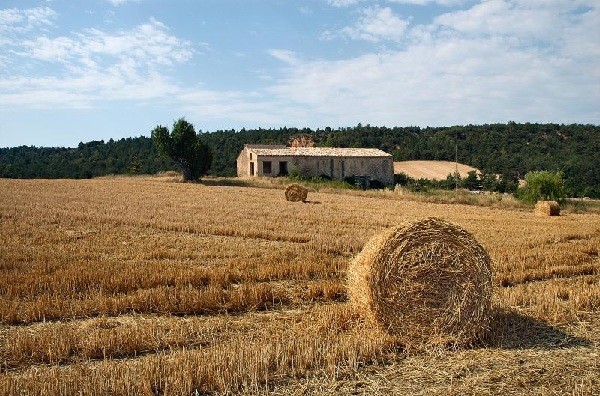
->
0, 0, 598, 148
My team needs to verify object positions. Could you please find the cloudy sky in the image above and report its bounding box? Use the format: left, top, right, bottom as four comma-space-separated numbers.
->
0, 0, 598, 148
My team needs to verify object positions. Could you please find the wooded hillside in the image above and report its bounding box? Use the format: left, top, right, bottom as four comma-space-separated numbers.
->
1, 123, 598, 197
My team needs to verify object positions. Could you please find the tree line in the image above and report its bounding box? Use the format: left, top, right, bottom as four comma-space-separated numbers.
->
0, 122, 598, 197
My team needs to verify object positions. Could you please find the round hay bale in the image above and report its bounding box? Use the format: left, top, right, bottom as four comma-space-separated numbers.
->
285, 184, 308, 202
347, 217, 492, 349
534, 200, 560, 216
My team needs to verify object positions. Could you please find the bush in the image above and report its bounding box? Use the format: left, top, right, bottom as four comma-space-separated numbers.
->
288, 165, 301, 179
394, 172, 412, 186
369, 179, 385, 190
344, 175, 368, 189
479, 172, 498, 192
460, 171, 480, 190
407, 178, 431, 193
517, 170, 566, 203
440, 173, 459, 190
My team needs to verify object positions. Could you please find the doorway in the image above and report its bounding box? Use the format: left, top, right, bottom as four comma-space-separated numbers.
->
279, 161, 288, 175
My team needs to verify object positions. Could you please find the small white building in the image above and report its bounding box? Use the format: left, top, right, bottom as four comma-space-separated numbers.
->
236, 144, 394, 186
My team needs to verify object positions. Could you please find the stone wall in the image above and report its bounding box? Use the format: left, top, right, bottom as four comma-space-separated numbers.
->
237, 146, 394, 185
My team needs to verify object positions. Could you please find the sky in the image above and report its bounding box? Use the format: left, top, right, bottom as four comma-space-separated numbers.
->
0, 0, 598, 148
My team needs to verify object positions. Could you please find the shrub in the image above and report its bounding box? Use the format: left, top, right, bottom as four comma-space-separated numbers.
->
288, 165, 301, 179
407, 178, 431, 193
369, 179, 385, 190
517, 170, 566, 203
394, 172, 412, 186
461, 171, 480, 191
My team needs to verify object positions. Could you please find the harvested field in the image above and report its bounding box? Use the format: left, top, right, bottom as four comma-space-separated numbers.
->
1, 176, 599, 395
394, 160, 480, 180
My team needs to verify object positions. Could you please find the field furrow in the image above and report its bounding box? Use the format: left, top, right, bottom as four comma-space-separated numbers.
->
1, 177, 599, 395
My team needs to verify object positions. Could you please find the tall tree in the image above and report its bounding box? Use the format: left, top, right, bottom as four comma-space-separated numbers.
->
151, 118, 212, 182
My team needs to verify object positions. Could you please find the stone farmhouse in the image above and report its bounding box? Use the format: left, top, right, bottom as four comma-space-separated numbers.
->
236, 144, 394, 186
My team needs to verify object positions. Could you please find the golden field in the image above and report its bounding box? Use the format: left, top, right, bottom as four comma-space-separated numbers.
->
0, 176, 599, 395
393, 160, 480, 180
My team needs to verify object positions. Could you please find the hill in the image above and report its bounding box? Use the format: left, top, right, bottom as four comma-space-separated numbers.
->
0, 122, 598, 197
394, 160, 480, 181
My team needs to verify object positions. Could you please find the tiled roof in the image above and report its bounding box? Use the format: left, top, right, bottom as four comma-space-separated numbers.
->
247, 146, 391, 158
245, 144, 286, 149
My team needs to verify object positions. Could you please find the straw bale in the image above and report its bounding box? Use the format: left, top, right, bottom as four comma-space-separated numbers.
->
347, 217, 492, 349
285, 184, 308, 202
534, 200, 560, 216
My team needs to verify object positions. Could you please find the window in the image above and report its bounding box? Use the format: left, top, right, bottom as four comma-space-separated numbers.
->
263, 161, 272, 174
249, 153, 253, 160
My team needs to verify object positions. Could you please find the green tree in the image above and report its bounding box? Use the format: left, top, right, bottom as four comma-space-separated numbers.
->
517, 170, 566, 203
151, 118, 212, 182
479, 172, 498, 192
128, 156, 141, 175
460, 170, 480, 190
440, 173, 459, 190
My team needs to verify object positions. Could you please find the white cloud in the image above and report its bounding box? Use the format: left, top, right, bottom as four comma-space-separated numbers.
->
433, 0, 578, 41
257, 1, 600, 127
0, 8, 24, 27
23, 35, 74, 60
1, 1, 598, 130
23, 6, 57, 26
0, 6, 56, 35
387, 0, 466, 5
268, 49, 299, 65
178, 89, 277, 123
106, 0, 141, 5
0, 15, 193, 109
341, 6, 409, 42
0, 7, 58, 67
327, 0, 466, 7
327, 0, 361, 7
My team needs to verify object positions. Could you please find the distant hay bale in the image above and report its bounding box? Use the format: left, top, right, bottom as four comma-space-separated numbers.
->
535, 200, 560, 216
285, 184, 308, 202
347, 217, 492, 349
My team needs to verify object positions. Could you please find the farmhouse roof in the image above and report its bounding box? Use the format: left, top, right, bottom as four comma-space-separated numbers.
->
246, 145, 391, 158
245, 144, 287, 149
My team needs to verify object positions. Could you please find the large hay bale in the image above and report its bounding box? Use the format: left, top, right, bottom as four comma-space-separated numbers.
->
535, 200, 560, 216
347, 217, 492, 349
285, 184, 308, 202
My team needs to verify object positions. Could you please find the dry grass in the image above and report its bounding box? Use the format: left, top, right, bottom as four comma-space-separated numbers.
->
1, 176, 599, 395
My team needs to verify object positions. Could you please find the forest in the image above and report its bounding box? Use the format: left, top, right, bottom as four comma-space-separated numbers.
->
0, 122, 598, 198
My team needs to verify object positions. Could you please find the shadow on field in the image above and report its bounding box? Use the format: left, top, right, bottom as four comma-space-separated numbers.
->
200, 178, 256, 188
483, 307, 591, 350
